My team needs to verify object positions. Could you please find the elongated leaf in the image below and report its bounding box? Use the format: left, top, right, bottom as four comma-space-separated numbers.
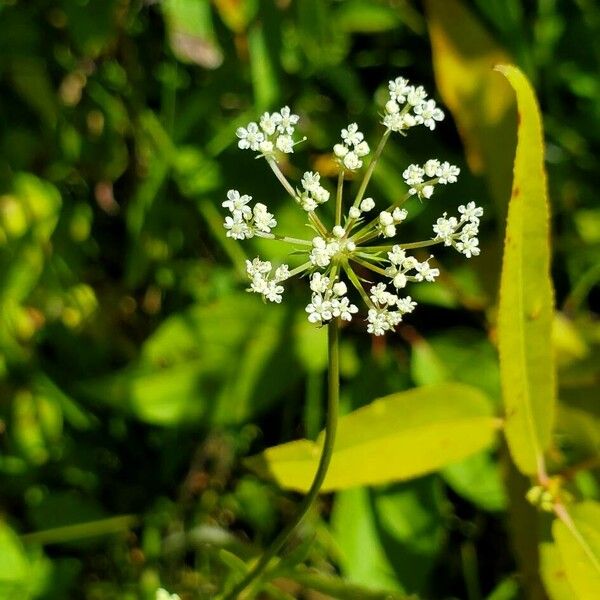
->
552, 502, 600, 598
424, 0, 515, 211
246, 383, 501, 492
496, 65, 555, 476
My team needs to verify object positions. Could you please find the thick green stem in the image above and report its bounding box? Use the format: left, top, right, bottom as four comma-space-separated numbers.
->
223, 320, 340, 600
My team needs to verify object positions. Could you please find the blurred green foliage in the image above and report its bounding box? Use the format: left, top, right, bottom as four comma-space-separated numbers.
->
1, 0, 600, 598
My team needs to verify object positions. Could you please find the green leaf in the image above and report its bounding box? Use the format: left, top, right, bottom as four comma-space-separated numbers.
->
424, 0, 515, 211
78, 294, 294, 425
496, 64, 556, 476
248, 23, 280, 110
161, 0, 223, 68
246, 383, 501, 491
0, 522, 29, 599
442, 450, 507, 512
552, 502, 600, 598
539, 541, 577, 600
335, 0, 401, 33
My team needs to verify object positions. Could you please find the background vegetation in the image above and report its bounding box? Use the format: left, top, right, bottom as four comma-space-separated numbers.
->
0, 0, 599, 598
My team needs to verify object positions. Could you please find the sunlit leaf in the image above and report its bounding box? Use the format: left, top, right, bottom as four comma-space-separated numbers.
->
424, 0, 516, 211
246, 383, 501, 492
496, 64, 555, 476
539, 541, 577, 600
552, 502, 600, 598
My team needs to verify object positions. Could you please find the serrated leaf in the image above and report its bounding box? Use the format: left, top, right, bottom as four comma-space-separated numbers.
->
246, 383, 501, 492
552, 502, 600, 598
496, 64, 555, 476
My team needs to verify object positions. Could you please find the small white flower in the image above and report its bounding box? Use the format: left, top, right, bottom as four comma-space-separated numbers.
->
276, 134, 294, 154
403, 164, 425, 187
332, 281, 347, 296
349, 206, 361, 219
246, 258, 271, 277
392, 208, 407, 223
277, 106, 299, 135
343, 151, 362, 171
222, 189, 252, 217
456, 236, 480, 258
424, 159, 440, 178
407, 85, 428, 107
458, 202, 484, 221
388, 245, 406, 265
310, 236, 337, 268
414, 99, 444, 130
393, 272, 407, 289
260, 112, 280, 135
421, 185, 434, 199
396, 296, 417, 313
332, 225, 346, 238
414, 259, 439, 282
236, 122, 264, 151
252, 203, 276, 233
437, 162, 460, 184
354, 141, 370, 157
332, 296, 358, 321
341, 123, 364, 146
433, 213, 458, 244
360, 197, 375, 212
385, 99, 400, 114
306, 293, 333, 324
310, 272, 330, 293
334, 143, 348, 158
301, 171, 320, 193
389, 77, 411, 103
300, 193, 318, 212
259, 140, 274, 155
224, 213, 253, 240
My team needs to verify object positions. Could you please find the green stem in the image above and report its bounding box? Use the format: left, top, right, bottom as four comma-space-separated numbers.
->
20, 515, 138, 546
336, 170, 345, 226
223, 320, 341, 600
350, 191, 412, 243
254, 232, 312, 246
350, 256, 389, 277
343, 262, 375, 309
345, 130, 391, 233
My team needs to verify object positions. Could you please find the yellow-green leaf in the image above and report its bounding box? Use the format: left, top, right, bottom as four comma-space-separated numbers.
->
246, 384, 501, 492
496, 64, 555, 476
424, 0, 515, 210
552, 502, 600, 598
540, 541, 577, 600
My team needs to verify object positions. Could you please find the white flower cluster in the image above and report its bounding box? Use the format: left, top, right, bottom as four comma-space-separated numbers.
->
432, 202, 483, 258
383, 77, 444, 133
306, 275, 358, 324
333, 123, 370, 170
223, 190, 276, 240
298, 171, 330, 212
367, 283, 417, 336
223, 76, 484, 335
236, 106, 301, 156
385, 245, 440, 289
402, 159, 460, 199
246, 258, 290, 303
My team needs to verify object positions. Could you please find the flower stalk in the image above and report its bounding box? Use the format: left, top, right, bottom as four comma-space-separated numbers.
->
223, 319, 341, 600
